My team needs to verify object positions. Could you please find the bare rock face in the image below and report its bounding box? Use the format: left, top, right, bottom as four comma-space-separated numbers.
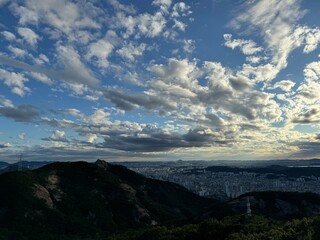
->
46, 171, 64, 202
33, 184, 54, 208
95, 159, 110, 170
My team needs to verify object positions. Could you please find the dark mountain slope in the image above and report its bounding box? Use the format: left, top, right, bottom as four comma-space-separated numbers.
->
228, 191, 320, 219
0, 160, 221, 238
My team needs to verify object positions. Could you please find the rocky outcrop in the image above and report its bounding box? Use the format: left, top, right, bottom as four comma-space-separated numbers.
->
33, 184, 54, 208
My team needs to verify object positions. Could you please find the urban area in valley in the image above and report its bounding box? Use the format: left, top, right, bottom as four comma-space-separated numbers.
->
120, 159, 320, 201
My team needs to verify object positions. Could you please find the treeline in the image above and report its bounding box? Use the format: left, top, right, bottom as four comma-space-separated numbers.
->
1, 214, 320, 240
108, 215, 320, 240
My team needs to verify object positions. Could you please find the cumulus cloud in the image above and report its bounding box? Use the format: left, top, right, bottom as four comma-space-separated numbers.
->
11, 0, 100, 38
42, 130, 68, 142
7, 45, 27, 58
292, 108, 320, 124
272, 80, 296, 92
304, 61, 320, 82
0, 68, 30, 96
17, 27, 39, 47
223, 34, 263, 55
2, 31, 16, 41
18, 132, 25, 140
116, 42, 146, 62
85, 31, 117, 69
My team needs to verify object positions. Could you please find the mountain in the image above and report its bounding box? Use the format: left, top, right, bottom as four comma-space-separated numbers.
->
0, 161, 50, 174
0, 160, 222, 239
228, 191, 320, 220
0, 161, 9, 170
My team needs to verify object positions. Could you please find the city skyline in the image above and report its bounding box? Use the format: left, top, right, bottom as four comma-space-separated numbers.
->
0, 0, 320, 162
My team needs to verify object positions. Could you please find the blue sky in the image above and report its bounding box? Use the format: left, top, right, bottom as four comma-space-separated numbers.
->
0, 0, 320, 162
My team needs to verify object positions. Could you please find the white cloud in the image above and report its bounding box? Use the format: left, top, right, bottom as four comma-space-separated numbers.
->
86, 133, 97, 143
2, 31, 16, 41
29, 72, 53, 85
108, 0, 136, 14
304, 61, 320, 82
223, 34, 263, 55
18, 132, 25, 140
0, 95, 14, 108
183, 39, 195, 54
149, 58, 201, 90
230, 0, 307, 81
112, 9, 167, 39
302, 27, 320, 53
51, 130, 65, 140
7, 45, 27, 58
272, 80, 296, 92
11, 0, 100, 38
152, 0, 172, 13
117, 42, 146, 62
56, 44, 99, 87
86, 30, 118, 69
245, 56, 261, 64
17, 27, 39, 47
171, 2, 192, 18
0, 68, 30, 96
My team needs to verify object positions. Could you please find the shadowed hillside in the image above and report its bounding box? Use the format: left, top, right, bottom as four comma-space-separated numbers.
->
0, 160, 223, 239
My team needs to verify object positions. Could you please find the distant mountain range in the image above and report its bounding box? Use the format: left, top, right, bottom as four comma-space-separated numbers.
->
0, 161, 50, 174
0, 160, 320, 239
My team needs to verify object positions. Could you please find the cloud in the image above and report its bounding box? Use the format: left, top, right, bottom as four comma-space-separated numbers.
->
272, 80, 296, 92
7, 45, 27, 58
42, 130, 68, 142
29, 72, 53, 85
97, 126, 230, 152
0, 51, 99, 89
11, 0, 100, 38
17, 27, 39, 47
1, 31, 16, 41
0, 104, 39, 122
302, 27, 320, 53
289, 141, 320, 158
223, 34, 263, 55
0, 68, 30, 96
108, 0, 136, 14
85, 31, 117, 69
103, 88, 177, 112
116, 42, 146, 62
0, 142, 11, 148
304, 61, 320, 82
230, 0, 307, 81
292, 108, 320, 124
18, 132, 25, 140
0, 96, 14, 108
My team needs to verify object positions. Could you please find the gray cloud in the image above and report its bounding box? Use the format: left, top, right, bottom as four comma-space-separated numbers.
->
290, 141, 320, 158
96, 126, 231, 152
0, 55, 99, 88
0, 143, 10, 148
0, 105, 39, 122
292, 108, 320, 124
104, 88, 177, 112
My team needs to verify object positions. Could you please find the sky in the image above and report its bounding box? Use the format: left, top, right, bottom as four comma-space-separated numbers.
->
0, 0, 320, 162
